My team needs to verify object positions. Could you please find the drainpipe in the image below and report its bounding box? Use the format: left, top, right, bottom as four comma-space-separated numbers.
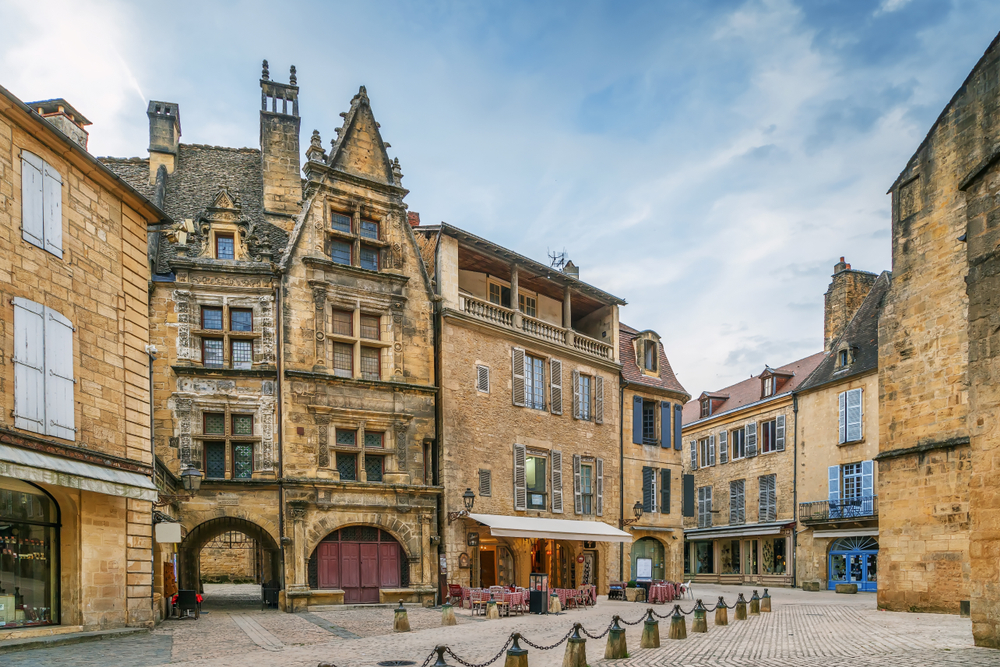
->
432, 241, 445, 606
275, 277, 286, 591
147, 347, 157, 619
619, 379, 627, 581
792, 393, 799, 589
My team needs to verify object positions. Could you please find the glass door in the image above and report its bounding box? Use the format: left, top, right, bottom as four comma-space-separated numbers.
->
743, 539, 758, 581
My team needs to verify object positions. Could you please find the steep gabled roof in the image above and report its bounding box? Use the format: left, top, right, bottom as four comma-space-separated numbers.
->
326, 86, 400, 187
619, 324, 688, 397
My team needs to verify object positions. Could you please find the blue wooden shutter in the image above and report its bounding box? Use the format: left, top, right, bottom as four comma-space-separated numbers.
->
660, 401, 670, 448
660, 468, 671, 514
828, 465, 840, 502
674, 404, 683, 450
13, 298, 46, 434
682, 474, 695, 518
632, 395, 643, 444
861, 460, 873, 498
642, 467, 654, 513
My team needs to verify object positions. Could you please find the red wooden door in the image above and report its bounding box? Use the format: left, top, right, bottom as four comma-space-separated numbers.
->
318, 542, 340, 589
379, 543, 400, 588
341, 543, 361, 603
360, 544, 380, 602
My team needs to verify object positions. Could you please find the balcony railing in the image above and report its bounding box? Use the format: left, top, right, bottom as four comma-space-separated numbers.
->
799, 496, 877, 523
458, 294, 615, 362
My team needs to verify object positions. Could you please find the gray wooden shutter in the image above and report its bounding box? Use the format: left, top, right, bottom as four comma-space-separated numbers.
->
632, 396, 644, 444
690, 440, 697, 470
768, 476, 776, 521
642, 467, 654, 513
730, 481, 739, 524
511, 348, 526, 407
660, 402, 670, 448
775, 414, 785, 452
709, 435, 716, 466
44, 307, 75, 440
838, 391, 847, 444
719, 430, 728, 464
43, 161, 63, 258
674, 404, 683, 450
479, 469, 492, 496
21, 152, 45, 250
682, 474, 695, 517
660, 468, 670, 514
847, 389, 862, 442
594, 376, 604, 424
549, 359, 562, 415
759, 475, 776, 522
551, 449, 564, 513
595, 458, 604, 516
758, 476, 767, 522
571, 370, 581, 419
738, 481, 746, 524
746, 421, 758, 457
697, 486, 705, 527
861, 459, 873, 498
477, 364, 490, 393
828, 465, 840, 502
573, 454, 582, 514
13, 298, 46, 434
513, 444, 527, 510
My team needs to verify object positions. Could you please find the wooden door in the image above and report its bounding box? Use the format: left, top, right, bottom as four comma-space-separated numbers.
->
379, 543, 400, 588
360, 544, 380, 602
318, 542, 340, 589
341, 543, 361, 603
480, 550, 497, 587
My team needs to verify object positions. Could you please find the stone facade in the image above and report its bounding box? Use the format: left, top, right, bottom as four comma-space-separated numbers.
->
824, 260, 877, 352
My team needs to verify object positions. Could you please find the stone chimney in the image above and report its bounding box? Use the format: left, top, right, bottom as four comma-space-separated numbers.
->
147, 101, 180, 183
259, 60, 302, 230
29, 99, 91, 150
562, 260, 579, 279
407, 212, 420, 227
824, 256, 877, 351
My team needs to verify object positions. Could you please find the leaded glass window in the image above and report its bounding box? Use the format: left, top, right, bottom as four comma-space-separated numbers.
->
332, 310, 353, 336
205, 442, 226, 479
359, 246, 378, 271
204, 413, 225, 435
232, 414, 253, 436
337, 453, 357, 481
230, 309, 253, 332
331, 212, 352, 233
364, 432, 383, 448
333, 343, 353, 377
361, 347, 380, 380
336, 430, 357, 447
203, 338, 224, 367
231, 339, 253, 367
360, 219, 379, 240
331, 240, 351, 265
360, 314, 380, 340
215, 234, 235, 260
233, 444, 253, 479
202, 306, 223, 330
366, 455, 384, 482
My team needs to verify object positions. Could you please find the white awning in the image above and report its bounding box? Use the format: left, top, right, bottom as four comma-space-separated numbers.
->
0, 444, 157, 501
683, 521, 792, 540
468, 513, 632, 543
812, 528, 879, 538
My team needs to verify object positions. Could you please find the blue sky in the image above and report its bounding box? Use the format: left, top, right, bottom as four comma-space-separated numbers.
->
3, 0, 999, 396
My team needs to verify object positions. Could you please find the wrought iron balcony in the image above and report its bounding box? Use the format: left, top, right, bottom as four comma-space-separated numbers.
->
798, 496, 878, 524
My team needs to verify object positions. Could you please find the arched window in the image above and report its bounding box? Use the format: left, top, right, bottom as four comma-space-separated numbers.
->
0, 478, 59, 627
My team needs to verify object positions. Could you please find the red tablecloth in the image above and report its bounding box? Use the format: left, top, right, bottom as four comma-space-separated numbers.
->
648, 583, 677, 604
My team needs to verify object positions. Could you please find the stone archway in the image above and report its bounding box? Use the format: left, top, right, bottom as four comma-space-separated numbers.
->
179, 516, 282, 594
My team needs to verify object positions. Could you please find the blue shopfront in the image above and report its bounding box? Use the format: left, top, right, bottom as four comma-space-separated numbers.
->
827, 536, 877, 592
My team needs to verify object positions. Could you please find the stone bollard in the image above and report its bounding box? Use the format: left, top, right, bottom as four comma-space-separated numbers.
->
640, 609, 660, 649
432, 645, 449, 667
735, 594, 748, 621
714, 597, 729, 626
692, 600, 708, 633
604, 616, 628, 659
761, 588, 771, 613
393, 601, 410, 632
487, 594, 501, 620
550, 591, 562, 614
563, 623, 587, 667
441, 602, 458, 626
749, 590, 760, 616
668, 605, 687, 640
505, 633, 528, 667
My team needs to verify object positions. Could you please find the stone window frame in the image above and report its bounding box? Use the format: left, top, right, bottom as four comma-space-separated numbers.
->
578, 455, 596, 516
632, 331, 662, 377
324, 300, 392, 381
319, 415, 402, 483
324, 203, 391, 273
176, 291, 273, 368
760, 419, 778, 454
191, 400, 261, 480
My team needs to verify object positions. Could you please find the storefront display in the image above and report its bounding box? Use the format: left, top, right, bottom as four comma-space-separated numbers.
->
0, 478, 59, 628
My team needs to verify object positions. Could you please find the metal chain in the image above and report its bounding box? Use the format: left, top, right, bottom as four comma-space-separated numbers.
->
419, 649, 438, 667
618, 615, 646, 626
520, 627, 576, 651
444, 636, 514, 667
581, 622, 613, 640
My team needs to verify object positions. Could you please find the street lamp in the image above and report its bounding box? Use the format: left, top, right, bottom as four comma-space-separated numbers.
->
621, 501, 644, 528
154, 465, 204, 507
448, 488, 476, 524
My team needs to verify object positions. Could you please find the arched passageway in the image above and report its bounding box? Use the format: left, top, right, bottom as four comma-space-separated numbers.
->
178, 517, 281, 598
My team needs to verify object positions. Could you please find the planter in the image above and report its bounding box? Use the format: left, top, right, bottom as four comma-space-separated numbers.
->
625, 587, 639, 602
835, 583, 858, 594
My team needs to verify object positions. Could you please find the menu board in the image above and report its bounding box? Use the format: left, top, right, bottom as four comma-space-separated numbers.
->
636, 558, 653, 580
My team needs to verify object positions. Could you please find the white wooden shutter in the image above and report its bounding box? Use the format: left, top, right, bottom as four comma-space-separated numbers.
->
44, 308, 76, 440
828, 465, 840, 502
746, 421, 758, 457
838, 391, 847, 444
595, 376, 604, 424
719, 430, 728, 464
775, 414, 785, 452
573, 454, 582, 514
709, 435, 716, 466
861, 460, 873, 498
42, 162, 63, 258
511, 348, 526, 407
513, 444, 527, 510
549, 359, 562, 415
596, 457, 604, 516
551, 450, 564, 513
21, 152, 44, 250
846, 388, 862, 442
571, 370, 581, 419
476, 364, 490, 393
690, 440, 697, 470
13, 298, 46, 433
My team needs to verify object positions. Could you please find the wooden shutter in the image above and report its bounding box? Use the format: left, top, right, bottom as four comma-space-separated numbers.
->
596, 457, 604, 516
13, 298, 46, 434
682, 474, 695, 518
551, 450, 563, 513
549, 359, 563, 415
838, 391, 847, 444
738, 481, 746, 524
43, 161, 63, 258
719, 430, 728, 464
706, 486, 712, 526
595, 376, 604, 424
828, 465, 840, 502
674, 404, 683, 450
846, 388, 862, 442
709, 435, 716, 466
660, 468, 671, 514
697, 487, 705, 527
690, 440, 697, 470
730, 481, 739, 524
660, 402, 670, 448
768, 476, 776, 521
632, 396, 643, 444
513, 444, 527, 510
861, 460, 873, 498
642, 467, 654, 513
45, 308, 75, 440
759, 475, 776, 522
511, 348, 526, 407
571, 370, 581, 419
479, 469, 492, 496
775, 414, 785, 452
746, 421, 758, 457
21, 152, 45, 250
573, 454, 582, 514
477, 365, 490, 393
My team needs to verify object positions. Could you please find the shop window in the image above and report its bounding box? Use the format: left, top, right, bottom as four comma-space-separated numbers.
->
720, 539, 741, 574
0, 478, 59, 628
762, 536, 786, 574
693, 541, 714, 574
526, 454, 547, 509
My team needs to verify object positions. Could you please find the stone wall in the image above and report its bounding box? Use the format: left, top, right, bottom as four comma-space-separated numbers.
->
824, 266, 877, 352
200, 535, 257, 582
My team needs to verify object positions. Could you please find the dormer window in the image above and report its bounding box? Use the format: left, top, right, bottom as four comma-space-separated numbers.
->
643, 340, 657, 372
838, 347, 857, 368
700, 399, 710, 418
762, 376, 774, 397
215, 233, 235, 260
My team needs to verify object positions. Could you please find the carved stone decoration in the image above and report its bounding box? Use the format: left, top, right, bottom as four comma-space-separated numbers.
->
173, 291, 193, 362
289, 502, 307, 521
259, 397, 276, 470
395, 423, 408, 473
311, 286, 327, 366
174, 398, 193, 468
246, 222, 274, 263
259, 297, 276, 364
315, 414, 332, 468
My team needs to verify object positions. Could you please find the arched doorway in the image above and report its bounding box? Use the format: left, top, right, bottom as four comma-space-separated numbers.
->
178, 517, 281, 599
828, 536, 878, 592
0, 478, 60, 627
632, 537, 665, 581
308, 526, 407, 603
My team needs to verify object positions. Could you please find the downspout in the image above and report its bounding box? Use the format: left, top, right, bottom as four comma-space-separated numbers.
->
619, 379, 627, 581
431, 229, 445, 606
792, 393, 799, 589
275, 275, 286, 590
148, 348, 157, 620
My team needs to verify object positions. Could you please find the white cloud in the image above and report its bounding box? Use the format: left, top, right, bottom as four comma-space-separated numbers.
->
875, 0, 914, 17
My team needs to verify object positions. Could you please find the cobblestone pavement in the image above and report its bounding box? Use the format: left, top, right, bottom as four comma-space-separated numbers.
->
3, 585, 998, 667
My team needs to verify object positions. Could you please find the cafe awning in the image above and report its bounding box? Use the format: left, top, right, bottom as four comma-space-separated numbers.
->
683, 521, 794, 541
0, 444, 157, 501
468, 513, 632, 543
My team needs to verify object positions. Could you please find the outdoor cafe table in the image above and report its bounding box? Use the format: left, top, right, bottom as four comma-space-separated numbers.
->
648, 583, 678, 604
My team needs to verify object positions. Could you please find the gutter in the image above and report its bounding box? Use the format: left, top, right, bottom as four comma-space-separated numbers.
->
619, 378, 627, 581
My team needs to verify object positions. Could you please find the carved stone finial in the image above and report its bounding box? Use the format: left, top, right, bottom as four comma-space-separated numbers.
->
310, 129, 322, 148
392, 157, 403, 182
262, 60, 269, 80
289, 65, 297, 85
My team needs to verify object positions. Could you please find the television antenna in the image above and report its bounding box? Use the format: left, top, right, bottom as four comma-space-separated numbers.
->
548, 249, 568, 271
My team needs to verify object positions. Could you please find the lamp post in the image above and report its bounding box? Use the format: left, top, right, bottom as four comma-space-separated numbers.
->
448, 488, 476, 524
154, 465, 204, 507
621, 501, 644, 528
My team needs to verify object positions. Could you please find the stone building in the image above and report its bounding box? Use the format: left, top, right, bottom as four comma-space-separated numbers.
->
795, 264, 888, 592
0, 86, 165, 635
680, 352, 823, 587
414, 224, 630, 595
618, 324, 689, 583
879, 30, 1000, 646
